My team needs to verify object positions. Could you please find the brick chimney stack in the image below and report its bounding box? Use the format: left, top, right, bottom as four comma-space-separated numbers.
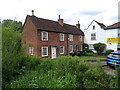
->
31, 10, 35, 16
76, 21, 80, 29
58, 15, 64, 26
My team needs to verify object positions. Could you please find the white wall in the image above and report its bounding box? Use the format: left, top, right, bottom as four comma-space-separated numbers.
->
84, 21, 118, 52
105, 29, 118, 51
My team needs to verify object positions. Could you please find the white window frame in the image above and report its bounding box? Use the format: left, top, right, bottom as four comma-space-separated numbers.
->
80, 35, 82, 41
42, 31, 48, 41
60, 46, 64, 54
70, 45, 73, 53
42, 47, 48, 57
29, 46, 34, 55
80, 45, 83, 51
91, 33, 96, 40
60, 33, 64, 41
69, 34, 73, 41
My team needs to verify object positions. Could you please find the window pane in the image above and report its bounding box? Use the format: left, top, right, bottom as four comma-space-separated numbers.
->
42, 31, 48, 41
80, 35, 82, 41
29, 47, 33, 55
60, 33, 64, 41
91, 33, 96, 40
70, 45, 73, 53
69, 35, 73, 41
43, 48, 47, 55
42, 47, 48, 56
60, 46, 64, 54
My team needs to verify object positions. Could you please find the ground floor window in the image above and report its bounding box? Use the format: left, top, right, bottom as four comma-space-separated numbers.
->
80, 45, 83, 51
42, 47, 48, 57
60, 46, 64, 54
89, 44, 94, 49
70, 45, 73, 53
29, 46, 34, 55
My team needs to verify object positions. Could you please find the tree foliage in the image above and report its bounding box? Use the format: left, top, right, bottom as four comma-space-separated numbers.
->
2, 19, 23, 87
93, 43, 106, 55
2, 19, 22, 32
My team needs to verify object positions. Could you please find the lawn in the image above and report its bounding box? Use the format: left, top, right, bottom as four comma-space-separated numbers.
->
74, 56, 106, 61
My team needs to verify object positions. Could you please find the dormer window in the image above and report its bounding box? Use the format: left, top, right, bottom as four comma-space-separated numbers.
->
93, 25, 95, 30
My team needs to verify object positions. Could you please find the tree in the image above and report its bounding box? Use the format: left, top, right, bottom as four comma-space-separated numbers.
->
2, 19, 22, 32
93, 43, 106, 55
2, 19, 23, 87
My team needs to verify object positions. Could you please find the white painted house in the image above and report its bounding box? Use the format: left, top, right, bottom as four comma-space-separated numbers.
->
105, 22, 120, 51
84, 20, 120, 52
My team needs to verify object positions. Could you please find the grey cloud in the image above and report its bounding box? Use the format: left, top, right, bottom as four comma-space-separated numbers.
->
64, 18, 73, 23
110, 16, 119, 21
81, 10, 104, 16
56, 8, 68, 13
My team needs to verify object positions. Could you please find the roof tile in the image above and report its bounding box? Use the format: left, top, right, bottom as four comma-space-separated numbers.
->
28, 15, 84, 35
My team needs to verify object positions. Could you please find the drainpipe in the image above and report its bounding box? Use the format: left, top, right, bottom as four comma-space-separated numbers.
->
67, 33, 69, 55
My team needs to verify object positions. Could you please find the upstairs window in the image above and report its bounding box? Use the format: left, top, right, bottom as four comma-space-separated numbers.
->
42, 31, 48, 41
91, 33, 96, 40
29, 46, 34, 55
118, 33, 120, 37
60, 33, 64, 41
93, 25, 95, 30
60, 46, 64, 54
80, 35, 82, 41
69, 34, 73, 41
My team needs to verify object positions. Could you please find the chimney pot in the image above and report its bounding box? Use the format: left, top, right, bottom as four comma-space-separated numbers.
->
59, 15, 60, 19
78, 21, 80, 24
76, 20, 80, 29
58, 15, 64, 26
31, 10, 34, 16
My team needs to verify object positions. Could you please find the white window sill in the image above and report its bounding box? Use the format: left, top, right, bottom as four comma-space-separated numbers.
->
42, 55, 48, 57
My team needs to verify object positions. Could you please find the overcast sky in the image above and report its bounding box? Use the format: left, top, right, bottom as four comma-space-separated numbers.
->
0, 0, 120, 29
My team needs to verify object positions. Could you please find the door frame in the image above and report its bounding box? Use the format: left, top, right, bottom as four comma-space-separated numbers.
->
51, 46, 57, 59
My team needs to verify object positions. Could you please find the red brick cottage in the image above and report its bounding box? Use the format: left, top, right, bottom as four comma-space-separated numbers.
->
22, 12, 84, 59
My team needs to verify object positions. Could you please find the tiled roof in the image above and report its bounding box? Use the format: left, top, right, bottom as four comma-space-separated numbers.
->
95, 21, 106, 29
105, 21, 120, 30
28, 15, 84, 35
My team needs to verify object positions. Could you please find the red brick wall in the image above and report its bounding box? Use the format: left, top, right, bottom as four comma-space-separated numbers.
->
37, 31, 84, 58
22, 16, 38, 56
37, 31, 67, 58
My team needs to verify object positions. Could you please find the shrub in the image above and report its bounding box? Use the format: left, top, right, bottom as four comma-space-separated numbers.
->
93, 43, 106, 55
105, 49, 114, 55
83, 48, 94, 56
84, 53, 94, 56
7, 56, 112, 88
83, 43, 89, 49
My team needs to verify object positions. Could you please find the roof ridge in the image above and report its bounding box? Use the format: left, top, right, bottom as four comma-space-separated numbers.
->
28, 15, 78, 27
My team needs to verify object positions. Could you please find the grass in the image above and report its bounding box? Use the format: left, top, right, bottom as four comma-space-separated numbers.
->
74, 56, 106, 61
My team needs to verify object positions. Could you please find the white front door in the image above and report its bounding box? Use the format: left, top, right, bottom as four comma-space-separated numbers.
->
51, 47, 57, 59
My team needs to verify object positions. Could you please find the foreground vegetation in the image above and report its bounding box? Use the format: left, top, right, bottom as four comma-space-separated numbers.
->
5, 56, 116, 88
2, 19, 118, 88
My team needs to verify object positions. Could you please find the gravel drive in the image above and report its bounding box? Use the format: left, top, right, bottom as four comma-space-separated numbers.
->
90, 61, 116, 75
